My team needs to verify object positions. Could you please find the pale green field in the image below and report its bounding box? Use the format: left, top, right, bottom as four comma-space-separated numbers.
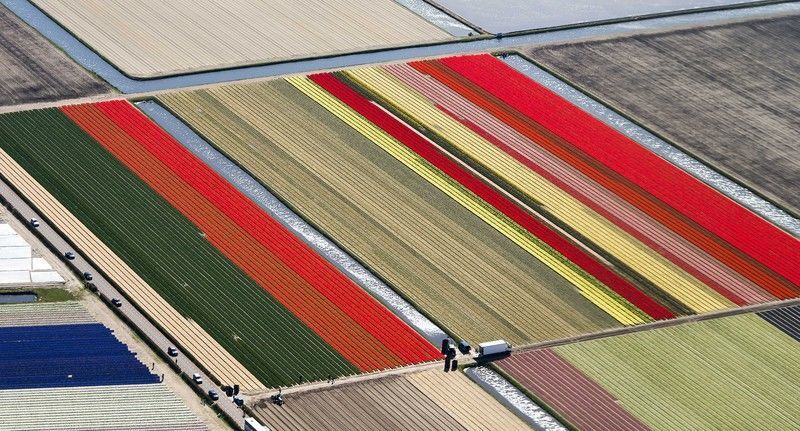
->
556, 313, 800, 430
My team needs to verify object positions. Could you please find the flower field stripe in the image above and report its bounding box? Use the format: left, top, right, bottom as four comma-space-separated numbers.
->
61, 102, 431, 371
159, 81, 626, 345
499, 349, 651, 431
91, 100, 439, 366
113, 102, 438, 366
63, 102, 399, 373
56, 102, 394, 374
390, 61, 767, 306
451, 109, 751, 307
135, 100, 448, 345
301, 72, 664, 323
345, 66, 733, 314
404, 369, 534, 430
54, 102, 369, 380
439, 54, 800, 289
414, 58, 798, 301
387, 63, 772, 307
0, 110, 265, 390
59, 103, 395, 374
0, 151, 256, 388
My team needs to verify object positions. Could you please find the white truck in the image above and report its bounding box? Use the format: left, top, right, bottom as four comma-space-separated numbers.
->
477, 340, 512, 358
245, 417, 270, 431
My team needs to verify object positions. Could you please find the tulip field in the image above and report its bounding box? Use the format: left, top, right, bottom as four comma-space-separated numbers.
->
3, 51, 794, 391
0, 102, 440, 390
159, 80, 624, 346
4, 0, 797, 429
341, 54, 799, 315
435, 55, 800, 291
341, 55, 800, 316
157, 53, 800, 349
527, 15, 800, 215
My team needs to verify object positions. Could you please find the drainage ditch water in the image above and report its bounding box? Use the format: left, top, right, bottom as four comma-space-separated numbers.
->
430, 0, 762, 34
4, 0, 796, 93
0, 292, 37, 304
465, 365, 567, 431
395, 0, 475, 36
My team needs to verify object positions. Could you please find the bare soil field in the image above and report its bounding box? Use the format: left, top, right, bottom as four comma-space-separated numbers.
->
526, 14, 800, 217
31, 0, 450, 78
252, 369, 530, 430
0, 5, 108, 107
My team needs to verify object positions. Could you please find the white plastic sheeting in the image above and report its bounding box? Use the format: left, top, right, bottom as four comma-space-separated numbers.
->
0, 223, 63, 284
0, 245, 30, 259
433, 0, 757, 33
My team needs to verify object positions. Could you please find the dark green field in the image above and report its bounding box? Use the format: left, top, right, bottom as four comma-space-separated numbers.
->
527, 14, 800, 216
0, 108, 356, 387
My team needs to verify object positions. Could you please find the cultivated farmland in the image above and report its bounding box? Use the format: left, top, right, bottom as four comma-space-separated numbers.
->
253, 368, 531, 430
0, 384, 207, 431
0, 302, 93, 327
527, 14, 800, 216
294, 73, 651, 326
0, 301, 206, 431
0, 105, 438, 390
500, 310, 800, 430
341, 54, 800, 316
31, 0, 450, 78
347, 63, 736, 313
378, 60, 777, 308
0, 5, 108, 107
445, 54, 800, 286
160, 52, 800, 346
65, 101, 438, 373
758, 305, 800, 342
160, 80, 622, 346
0, 145, 262, 392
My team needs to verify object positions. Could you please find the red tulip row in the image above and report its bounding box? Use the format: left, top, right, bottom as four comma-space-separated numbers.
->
61, 101, 440, 372
433, 54, 800, 300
